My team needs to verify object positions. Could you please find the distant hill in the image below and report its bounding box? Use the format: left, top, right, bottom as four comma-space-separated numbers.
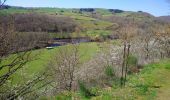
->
0, 5, 153, 16
0, 5, 167, 37
157, 16, 170, 23
0, 6, 156, 21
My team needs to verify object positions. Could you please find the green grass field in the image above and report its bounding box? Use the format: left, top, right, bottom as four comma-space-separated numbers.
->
0, 42, 100, 84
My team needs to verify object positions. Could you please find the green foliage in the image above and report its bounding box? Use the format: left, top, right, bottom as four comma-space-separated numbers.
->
104, 66, 121, 88
101, 93, 112, 100
86, 30, 112, 37
104, 66, 115, 77
128, 54, 138, 66
95, 8, 112, 16
90, 87, 101, 96
127, 55, 138, 74
0, 8, 32, 14
56, 92, 72, 100
136, 85, 149, 95
164, 60, 170, 70
148, 90, 157, 100
78, 80, 95, 98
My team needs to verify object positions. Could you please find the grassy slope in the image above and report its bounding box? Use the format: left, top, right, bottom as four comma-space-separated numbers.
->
0, 8, 154, 39
0, 8, 114, 38
0, 42, 100, 84
90, 59, 170, 100
48, 59, 170, 100
55, 59, 170, 100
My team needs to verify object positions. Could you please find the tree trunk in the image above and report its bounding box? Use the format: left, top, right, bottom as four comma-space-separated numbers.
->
124, 43, 130, 86
121, 41, 126, 87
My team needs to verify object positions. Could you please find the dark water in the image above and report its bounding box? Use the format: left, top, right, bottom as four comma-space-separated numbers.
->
53, 37, 90, 43
49, 37, 91, 47
48, 43, 61, 47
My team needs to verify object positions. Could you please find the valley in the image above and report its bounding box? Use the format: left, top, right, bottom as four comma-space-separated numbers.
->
0, 5, 170, 100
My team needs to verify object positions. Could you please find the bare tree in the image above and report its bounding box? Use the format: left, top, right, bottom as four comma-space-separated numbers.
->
154, 23, 170, 58
47, 44, 80, 94
138, 22, 155, 60
137, 21, 170, 62
115, 18, 137, 87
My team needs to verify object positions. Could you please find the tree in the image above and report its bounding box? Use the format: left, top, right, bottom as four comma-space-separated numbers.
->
115, 18, 138, 87
138, 21, 155, 60
138, 21, 170, 61
47, 44, 80, 93
154, 23, 170, 58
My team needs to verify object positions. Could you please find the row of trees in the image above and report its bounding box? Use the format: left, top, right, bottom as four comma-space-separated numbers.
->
0, 13, 77, 33
0, 17, 51, 52
115, 18, 170, 87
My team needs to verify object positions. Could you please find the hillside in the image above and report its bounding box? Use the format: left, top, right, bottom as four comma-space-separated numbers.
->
0, 6, 157, 39
0, 6, 155, 18
0, 5, 170, 100
54, 59, 170, 100
157, 16, 170, 23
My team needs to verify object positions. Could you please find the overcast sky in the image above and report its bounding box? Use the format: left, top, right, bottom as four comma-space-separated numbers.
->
5, 0, 170, 16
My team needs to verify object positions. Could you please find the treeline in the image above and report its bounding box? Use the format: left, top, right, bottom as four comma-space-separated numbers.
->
0, 13, 79, 51
108, 9, 124, 13
0, 22, 50, 54
0, 13, 77, 33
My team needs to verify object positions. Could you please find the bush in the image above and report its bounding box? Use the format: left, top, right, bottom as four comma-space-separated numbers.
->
104, 66, 120, 87
104, 66, 115, 77
128, 55, 139, 74
136, 85, 149, 95
128, 55, 138, 66
78, 81, 95, 98
55, 92, 72, 100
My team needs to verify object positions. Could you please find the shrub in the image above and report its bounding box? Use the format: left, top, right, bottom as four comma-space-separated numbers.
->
136, 85, 149, 95
104, 66, 121, 87
104, 66, 115, 77
55, 92, 72, 100
78, 80, 95, 98
128, 55, 138, 66
128, 55, 139, 74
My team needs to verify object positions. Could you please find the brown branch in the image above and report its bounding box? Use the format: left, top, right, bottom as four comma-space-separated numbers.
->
8, 72, 49, 99
0, 0, 7, 8
0, 60, 28, 86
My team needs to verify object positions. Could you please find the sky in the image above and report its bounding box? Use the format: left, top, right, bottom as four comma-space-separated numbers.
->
5, 0, 170, 16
